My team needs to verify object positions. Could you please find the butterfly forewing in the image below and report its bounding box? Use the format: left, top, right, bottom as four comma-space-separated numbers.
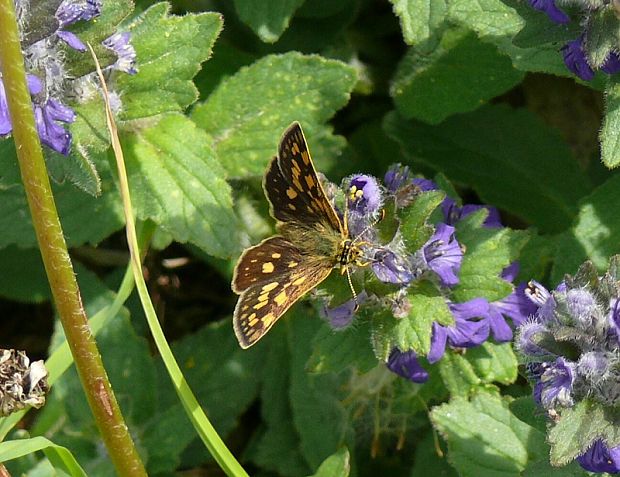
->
272, 123, 343, 234
233, 238, 333, 348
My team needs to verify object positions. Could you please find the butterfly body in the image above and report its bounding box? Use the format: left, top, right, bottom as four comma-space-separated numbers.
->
232, 122, 362, 349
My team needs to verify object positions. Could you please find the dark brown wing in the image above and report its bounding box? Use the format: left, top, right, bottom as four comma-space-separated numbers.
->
232, 237, 333, 348
232, 236, 306, 293
263, 122, 343, 234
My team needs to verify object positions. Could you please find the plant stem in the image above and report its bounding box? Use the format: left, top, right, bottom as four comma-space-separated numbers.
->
0, 2, 147, 476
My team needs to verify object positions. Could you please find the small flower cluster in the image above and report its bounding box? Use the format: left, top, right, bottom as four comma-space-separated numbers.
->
516, 260, 620, 473
527, 0, 620, 80
321, 164, 535, 384
1, 0, 137, 155
0, 349, 48, 416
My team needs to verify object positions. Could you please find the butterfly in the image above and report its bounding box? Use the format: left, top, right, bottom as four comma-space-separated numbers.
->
231, 122, 365, 348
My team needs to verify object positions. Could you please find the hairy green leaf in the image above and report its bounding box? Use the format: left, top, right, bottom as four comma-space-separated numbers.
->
390, 0, 447, 45
431, 392, 547, 476
392, 30, 523, 124
121, 113, 239, 258
233, 0, 305, 43
118, 4, 223, 119
192, 52, 356, 177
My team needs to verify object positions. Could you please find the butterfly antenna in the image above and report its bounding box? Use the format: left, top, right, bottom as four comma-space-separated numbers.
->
352, 208, 386, 244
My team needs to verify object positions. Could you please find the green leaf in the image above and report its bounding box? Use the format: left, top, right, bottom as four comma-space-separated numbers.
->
390, 0, 447, 45
371, 285, 453, 361
289, 309, 351, 470
437, 350, 482, 396
249, 324, 311, 476
411, 431, 459, 477
0, 246, 49, 303
583, 8, 617, 68
446, 0, 573, 76
191, 52, 356, 177
121, 113, 239, 258
384, 106, 591, 233
150, 321, 265, 472
0, 436, 87, 477
306, 447, 350, 477
431, 392, 547, 476
466, 342, 518, 386
0, 178, 124, 249
233, 0, 306, 43
392, 30, 524, 124
511, 3, 580, 49
117, 4, 223, 119
399, 190, 446, 254
308, 321, 377, 374
453, 211, 529, 302
601, 76, 620, 168
524, 458, 590, 477
548, 399, 620, 466
550, 173, 620, 282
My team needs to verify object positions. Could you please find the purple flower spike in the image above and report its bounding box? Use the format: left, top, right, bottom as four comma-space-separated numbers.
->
423, 223, 463, 287
539, 357, 575, 409
384, 164, 411, 192
528, 0, 570, 24
103, 32, 137, 75
428, 298, 490, 363
348, 174, 382, 215
372, 249, 415, 284
577, 440, 620, 474
387, 349, 429, 383
34, 99, 76, 155
562, 38, 595, 81
566, 288, 597, 328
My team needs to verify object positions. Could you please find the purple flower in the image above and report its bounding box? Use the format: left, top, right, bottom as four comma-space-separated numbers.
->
486, 264, 538, 341
103, 32, 138, 75
372, 249, 415, 284
0, 74, 75, 155
566, 288, 597, 329
577, 351, 610, 380
387, 349, 429, 383
442, 198, 502, 228
428, 298, 490, 363
525, 280, 558, 322
562, 38, 595, 81
608, 298, 620, 344
348, 174, 382, 215
412, 177, 438, 192
422, 223, 463, 287
517, 320, 552, 357
384, 164, 411, 192
602, 52, 620, 75
55, 0, 102, 51
322, 292, 366, 329
577, 440, 620, 473
528, 0, 569, 24
34, 99, 76, 155
539, 357, 575, 409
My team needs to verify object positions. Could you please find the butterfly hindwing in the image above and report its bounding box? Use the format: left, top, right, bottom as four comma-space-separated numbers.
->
233, 236, 308, 293
233, 238, 333, 348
